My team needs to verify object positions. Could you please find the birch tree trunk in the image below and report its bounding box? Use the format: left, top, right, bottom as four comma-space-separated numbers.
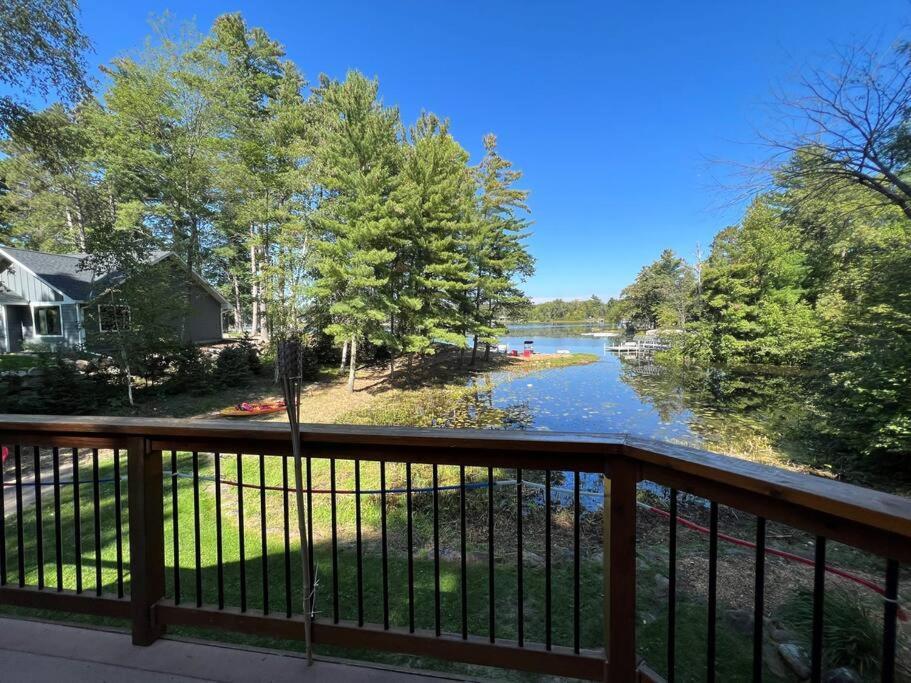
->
347, 337, 358, 392
340, 339, 349, 371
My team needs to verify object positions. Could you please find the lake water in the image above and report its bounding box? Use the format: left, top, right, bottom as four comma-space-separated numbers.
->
476, 325, 806, 504
487, 325, 698, 443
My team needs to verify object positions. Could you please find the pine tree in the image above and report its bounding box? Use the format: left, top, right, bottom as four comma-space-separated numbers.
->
388, 113, 475, 364
310, 72, 401, 391
467, 134, 534, 363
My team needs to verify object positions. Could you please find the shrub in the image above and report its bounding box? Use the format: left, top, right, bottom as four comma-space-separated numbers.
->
0, 354, 114, 414
237, 334, 262, 375
167, 344, 214, 395
779, 587, 882, 677
214, 343, 254, 388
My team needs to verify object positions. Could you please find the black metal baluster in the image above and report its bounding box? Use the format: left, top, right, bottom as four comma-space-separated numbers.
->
460, 465, 468, 641
14, 446, 24, 586
0, 445, 8, 586
92, 448, 101, 595
113, 449, 123, 598
355, 459, 364, 627
488, 466, 495, 643
882, 559, 899, 683
214, 453, 224, 610
573, 472, 581, 654
73, 448, 81, 593
193, 451, 202, 607
407, 462, 415, 633
0, 447, 6, 586
668, 489, 678, 683
259, 453, 268, 615
237, 453, 247, 612
707, 501, 719, 680
33, 447, 44, 590
381, 461, 389, 630
516, 467, 523, 647
811, 536, 826, 682
753, 517, 766, 683
433, 464, 441, 637
330, 458, 339, 624
283, 456, 291, 618
545, 469, 552, 651
171, 450, 180, 605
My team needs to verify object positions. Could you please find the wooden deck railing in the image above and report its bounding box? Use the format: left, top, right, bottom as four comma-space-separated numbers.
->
0, 415, 908, 681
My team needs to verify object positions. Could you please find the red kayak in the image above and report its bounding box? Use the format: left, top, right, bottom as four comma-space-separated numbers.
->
219, 401, 286, 417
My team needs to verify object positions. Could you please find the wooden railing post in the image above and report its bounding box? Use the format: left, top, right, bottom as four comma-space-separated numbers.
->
604, 456, 638, 681
127, 436, 165, 645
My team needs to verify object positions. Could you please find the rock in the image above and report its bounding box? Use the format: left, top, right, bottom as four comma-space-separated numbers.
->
769, 626, 794, 642
762, 640, 789, 679
778, 642, 811, 680
724, 608, 754, 636
823, 667, 863, 683
522, 551, 544, 567
75, 359, 92, 371
654, 574, 669, 596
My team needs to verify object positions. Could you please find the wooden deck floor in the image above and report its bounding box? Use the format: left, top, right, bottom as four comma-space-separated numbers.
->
0, 617, 468, 682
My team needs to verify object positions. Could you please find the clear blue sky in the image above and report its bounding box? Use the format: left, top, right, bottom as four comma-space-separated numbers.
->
77, 0, 911, 300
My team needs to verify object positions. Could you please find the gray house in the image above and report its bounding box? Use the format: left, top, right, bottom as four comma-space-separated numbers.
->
0, 247, 230, 353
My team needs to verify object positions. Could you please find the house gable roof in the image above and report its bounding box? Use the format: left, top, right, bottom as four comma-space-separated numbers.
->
0, 246, 230, 308
0, 247, 96, 301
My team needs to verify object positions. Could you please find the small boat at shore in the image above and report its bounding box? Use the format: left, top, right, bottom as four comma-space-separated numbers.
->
581, 331, 620, 337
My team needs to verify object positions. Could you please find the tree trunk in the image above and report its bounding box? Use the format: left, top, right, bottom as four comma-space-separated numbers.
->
232, 274, 243, 332
484, 343, 491, 362
389, 354, 395, 380
347, 337, 358, 392
340, 339, 349, 371
458, 347, 465, 366
250, 230, 259, 337
470, 335, 479, 366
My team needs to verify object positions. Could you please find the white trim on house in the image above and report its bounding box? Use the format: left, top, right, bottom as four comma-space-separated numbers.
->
30, 302, 64, 338
0, 305, 8, 353
75, 303, 86, 347
0, 247, 79, 304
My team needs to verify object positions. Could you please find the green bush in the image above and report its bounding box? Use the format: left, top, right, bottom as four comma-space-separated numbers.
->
166, 345, 214, 395
0, 355, 114, 414
237, 334, 262, 375
780, 587, 882, 677
213, 343, 254, 388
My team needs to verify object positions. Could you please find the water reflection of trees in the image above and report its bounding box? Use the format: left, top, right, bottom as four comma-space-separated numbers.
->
617, 357, 812, 463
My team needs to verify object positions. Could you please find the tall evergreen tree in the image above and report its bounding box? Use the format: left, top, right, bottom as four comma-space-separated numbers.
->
310, 71, 401, 390
467, 134, 533, 363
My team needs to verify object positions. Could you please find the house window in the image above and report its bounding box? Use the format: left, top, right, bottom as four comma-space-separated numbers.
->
34, 306, 62, 336
98, 304, 131, 333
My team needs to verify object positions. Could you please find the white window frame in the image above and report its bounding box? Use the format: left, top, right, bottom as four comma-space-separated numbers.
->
97, 304, 132, 333
32, 304, 64, 338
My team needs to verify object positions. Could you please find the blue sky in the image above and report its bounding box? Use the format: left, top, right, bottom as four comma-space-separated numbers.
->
76, 1, 911, 300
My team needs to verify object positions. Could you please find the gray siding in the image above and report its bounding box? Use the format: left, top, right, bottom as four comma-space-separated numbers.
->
0, 263, 64, 303
186, 280, 224, 342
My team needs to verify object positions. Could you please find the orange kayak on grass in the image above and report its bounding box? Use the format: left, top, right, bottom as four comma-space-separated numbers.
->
219, 401, 286, 417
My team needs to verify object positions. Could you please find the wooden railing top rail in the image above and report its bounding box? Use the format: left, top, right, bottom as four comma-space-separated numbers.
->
0, 414, 909, 547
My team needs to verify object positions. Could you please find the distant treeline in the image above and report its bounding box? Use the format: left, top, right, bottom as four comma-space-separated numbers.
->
521, 296, 625, 324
